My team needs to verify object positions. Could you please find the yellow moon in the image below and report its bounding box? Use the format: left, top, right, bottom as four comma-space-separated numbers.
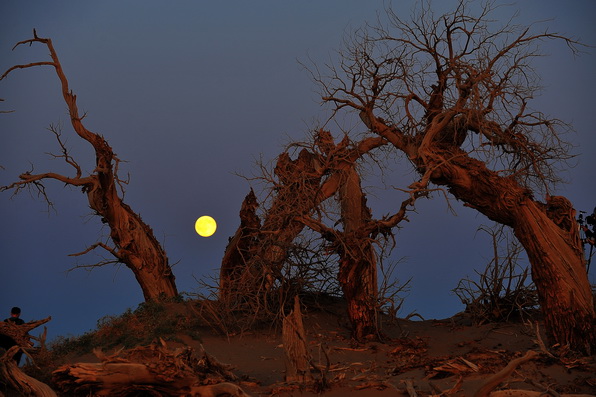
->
195, 216, 217, 237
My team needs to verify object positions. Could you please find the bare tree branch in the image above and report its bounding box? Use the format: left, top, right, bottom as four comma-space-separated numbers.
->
311, 0, 594, 353
1, 31, 178, 301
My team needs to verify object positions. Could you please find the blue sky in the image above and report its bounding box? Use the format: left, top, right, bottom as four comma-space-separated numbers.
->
1, 1, 595, 342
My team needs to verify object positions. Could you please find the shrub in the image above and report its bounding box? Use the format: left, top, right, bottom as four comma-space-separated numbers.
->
453, 225, 538, 324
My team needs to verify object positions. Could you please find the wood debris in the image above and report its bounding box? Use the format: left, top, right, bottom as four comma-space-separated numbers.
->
282, 296, 312, 383
52, 339, 248, 396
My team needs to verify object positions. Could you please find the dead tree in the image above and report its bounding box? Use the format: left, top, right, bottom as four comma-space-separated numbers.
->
336, 165, 379, 339
219, 130, 386, 315
220, 124, 420, 340
312, 1, 595, 353
219, 188, 262, 303
0, 31, 178, 301
301, 178, 415, 340
221, 129, 418, 338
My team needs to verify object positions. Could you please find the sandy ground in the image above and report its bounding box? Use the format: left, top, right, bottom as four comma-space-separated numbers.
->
165, 305, 596, 396
20, 299, 594, 396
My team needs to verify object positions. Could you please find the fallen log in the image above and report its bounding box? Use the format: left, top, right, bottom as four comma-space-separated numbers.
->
0, 316, 55, 395
52, 339, 249, 396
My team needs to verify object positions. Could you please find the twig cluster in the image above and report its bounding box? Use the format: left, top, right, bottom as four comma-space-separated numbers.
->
453, 224, 538, 324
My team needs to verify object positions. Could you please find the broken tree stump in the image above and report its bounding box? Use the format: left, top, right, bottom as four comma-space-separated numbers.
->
283, 295, 312, 383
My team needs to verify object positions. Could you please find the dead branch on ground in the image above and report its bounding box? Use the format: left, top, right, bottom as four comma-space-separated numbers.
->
474, 350, 539, 397
52, 339, 248, 396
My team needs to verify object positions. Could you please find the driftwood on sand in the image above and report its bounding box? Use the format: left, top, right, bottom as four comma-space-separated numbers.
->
52, 339, 250, 396
474, 350, 595, 397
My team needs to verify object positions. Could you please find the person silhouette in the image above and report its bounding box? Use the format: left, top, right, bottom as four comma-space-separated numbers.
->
1, 307, 25, 365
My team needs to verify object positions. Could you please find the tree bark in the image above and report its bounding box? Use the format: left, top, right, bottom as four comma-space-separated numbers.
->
390, 122, 594, 352
283, 296, 312, 383
435, 151, 595, 354
0, 317, 56, 396
0, 347, 57, 397
359, 106, 596, 353
316, 0, 595, 354
219, 188, 261, 302
513, 198, 595, 353
1, 32, 178, 301
336, 166, 379, 340
52, 341, 245, 396
0, 317, 51, 349
219, 130, 386, 306
86, 186, 178, 301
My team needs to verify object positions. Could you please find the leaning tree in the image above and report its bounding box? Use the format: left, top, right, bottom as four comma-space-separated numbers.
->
221, 129, 414, 339
311, 1, 595, 353
0, 31, 178, 301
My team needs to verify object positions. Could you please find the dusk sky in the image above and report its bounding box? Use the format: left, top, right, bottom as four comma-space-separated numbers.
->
1, 1, 595, 342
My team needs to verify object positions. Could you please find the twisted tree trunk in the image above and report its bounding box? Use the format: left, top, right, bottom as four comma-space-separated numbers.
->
336, 166, 379, 340
513, 199, 594, 353
372, 111, 595, 352
1, 32, 178, 301
219, 131, 386, 306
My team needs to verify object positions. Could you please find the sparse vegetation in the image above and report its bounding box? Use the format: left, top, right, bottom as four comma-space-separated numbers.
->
47, 298, 201, 360
453, 225, 538, 324
2, 0, 595, 394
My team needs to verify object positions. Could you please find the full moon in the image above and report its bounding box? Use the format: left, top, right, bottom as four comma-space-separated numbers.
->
195, 215, 217, 237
